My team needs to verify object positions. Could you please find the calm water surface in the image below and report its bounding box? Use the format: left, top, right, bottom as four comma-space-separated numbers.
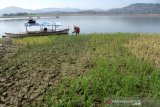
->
0, 15, 160, 37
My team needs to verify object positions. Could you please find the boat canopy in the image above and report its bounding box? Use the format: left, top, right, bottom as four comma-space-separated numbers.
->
24, 22, 63, 27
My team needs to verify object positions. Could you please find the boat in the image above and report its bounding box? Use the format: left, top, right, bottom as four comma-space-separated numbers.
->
28, 17, 36, 24
5, 29, 69, 38
56, 16, 60, 18
5, 19, 69, 38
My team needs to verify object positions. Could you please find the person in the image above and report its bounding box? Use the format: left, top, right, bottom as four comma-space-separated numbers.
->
44, 28, 48, 32
28, 17, 36, 24
72, 26, 80, 35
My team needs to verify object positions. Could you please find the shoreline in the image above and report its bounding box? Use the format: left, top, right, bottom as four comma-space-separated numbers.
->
1, 32, 160, 39
1, 13, 160, 18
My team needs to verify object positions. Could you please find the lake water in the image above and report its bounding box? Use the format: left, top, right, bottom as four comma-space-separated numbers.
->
1, 15, 160, 37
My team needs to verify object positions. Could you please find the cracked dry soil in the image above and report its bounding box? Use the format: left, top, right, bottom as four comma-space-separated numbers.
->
0, 38, 92, 106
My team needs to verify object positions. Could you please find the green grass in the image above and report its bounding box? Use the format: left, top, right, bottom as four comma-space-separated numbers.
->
1, 33, 160, 106
12, 36, 57, 45
43, 33, 160, 107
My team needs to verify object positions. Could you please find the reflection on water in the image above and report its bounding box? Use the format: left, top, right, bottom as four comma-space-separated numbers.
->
1, 15, 160, 37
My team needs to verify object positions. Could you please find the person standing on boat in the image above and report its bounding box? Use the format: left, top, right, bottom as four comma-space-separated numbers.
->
72, 26, 80, 35
44, 28, 48, 32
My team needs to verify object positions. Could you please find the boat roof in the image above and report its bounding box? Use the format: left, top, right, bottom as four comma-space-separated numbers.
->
24, 22, 63, 27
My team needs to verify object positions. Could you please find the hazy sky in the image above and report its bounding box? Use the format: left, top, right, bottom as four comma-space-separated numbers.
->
0, 0, 159, 9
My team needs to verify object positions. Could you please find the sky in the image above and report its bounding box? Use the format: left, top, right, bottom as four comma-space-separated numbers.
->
0, 0, 159, 10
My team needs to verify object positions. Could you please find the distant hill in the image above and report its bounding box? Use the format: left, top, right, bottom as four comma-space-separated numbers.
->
107, 3, 160, 14
0, 6, 81, 14
35, 8, 81, 13
1, 3, 160, 15
0, 6, 34, 14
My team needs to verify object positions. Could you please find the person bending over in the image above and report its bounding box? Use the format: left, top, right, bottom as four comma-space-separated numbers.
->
72, 26, 80, 35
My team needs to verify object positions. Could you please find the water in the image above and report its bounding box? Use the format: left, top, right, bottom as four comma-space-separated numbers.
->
1, 15, 160, 37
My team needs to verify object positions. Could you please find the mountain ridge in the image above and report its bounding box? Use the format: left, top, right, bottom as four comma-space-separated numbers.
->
107, 3, 160, 14
1, 3, 160, 14
0, 6, 81, 14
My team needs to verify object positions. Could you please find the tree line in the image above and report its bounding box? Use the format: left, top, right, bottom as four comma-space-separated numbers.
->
3, 12, 36, 16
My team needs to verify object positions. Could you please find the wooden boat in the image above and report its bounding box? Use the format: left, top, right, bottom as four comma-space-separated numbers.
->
5, 19, 69, 38
5, 29, 69, 38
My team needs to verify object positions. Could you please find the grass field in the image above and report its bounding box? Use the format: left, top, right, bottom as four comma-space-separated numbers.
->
1, 33, 160, 106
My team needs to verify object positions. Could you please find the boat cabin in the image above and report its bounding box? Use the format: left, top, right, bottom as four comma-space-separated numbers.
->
24, 22, 65, 32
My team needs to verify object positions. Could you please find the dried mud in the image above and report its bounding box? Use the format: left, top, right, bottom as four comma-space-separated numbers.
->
0, 37, 92, 106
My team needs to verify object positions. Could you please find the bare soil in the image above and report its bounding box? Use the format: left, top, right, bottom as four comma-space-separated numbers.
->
0, 38, 92, 106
